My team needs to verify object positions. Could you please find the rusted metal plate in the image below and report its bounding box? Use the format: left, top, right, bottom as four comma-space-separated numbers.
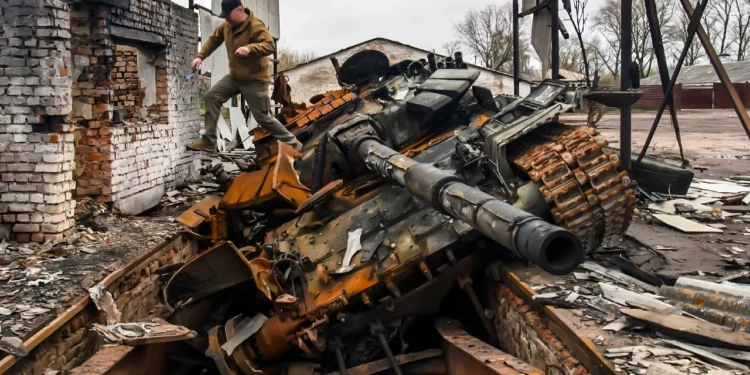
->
273, 142, 312, 208
222, 142, 311, 210
221, 165, 274, 210
176, 195, 221, 229
502, 271, 619, 375
662, 287, 750, 330
435, 319, 543, 375
296, 179, 344, 214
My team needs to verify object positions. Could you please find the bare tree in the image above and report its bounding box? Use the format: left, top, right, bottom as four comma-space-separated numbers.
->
565, 0, 591, 85
666, 9, 705, 66
592, 0, 622, 78
442, 41, 462, 57
593, 0, 674, 78
584, 37, 607, 76
733, 1, 750, 61
559, 38, 583, 74
278, 46, 318, 71
704, 0, 737, 56
454, 2, 530, 72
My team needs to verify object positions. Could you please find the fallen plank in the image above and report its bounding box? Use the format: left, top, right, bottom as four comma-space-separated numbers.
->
692, 181, 750, 194
582, 262, 659, 293
652, 213, 724, 234
690, 343, 750, 362
622, 309, 750, 351
720, 206, 750, 213
599, 282, 673, 310
661, 339, 750, 371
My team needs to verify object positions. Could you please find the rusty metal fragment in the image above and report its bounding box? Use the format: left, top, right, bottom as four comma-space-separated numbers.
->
436, 319, 544, 375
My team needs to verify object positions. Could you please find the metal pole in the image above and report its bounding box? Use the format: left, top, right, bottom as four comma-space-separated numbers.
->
644, 0, 686, 164
550, 0, 560, 79
513, 0, 520, 96
620, 0, 633, 170
637, 0, 708, 164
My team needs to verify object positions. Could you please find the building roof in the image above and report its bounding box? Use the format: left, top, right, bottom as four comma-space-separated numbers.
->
281, 37, 532, 83
526, 68, 585, 82
641, 60, 750, 86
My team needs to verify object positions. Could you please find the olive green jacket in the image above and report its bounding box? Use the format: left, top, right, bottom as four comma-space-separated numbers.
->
197, 8, 275, 83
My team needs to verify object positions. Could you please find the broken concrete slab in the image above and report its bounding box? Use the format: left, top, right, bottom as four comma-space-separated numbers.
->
113, 184, 165, 216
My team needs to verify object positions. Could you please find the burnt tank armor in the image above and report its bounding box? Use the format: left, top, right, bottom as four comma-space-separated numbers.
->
168, 50, 635, 373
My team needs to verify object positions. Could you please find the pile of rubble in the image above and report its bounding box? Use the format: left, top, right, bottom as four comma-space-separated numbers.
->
529, 254, 750, 375
640, 176, 750, 237
0, 198, 183, 359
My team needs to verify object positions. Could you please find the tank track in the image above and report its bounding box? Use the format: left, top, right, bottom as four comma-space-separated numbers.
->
511, 125, 635, 252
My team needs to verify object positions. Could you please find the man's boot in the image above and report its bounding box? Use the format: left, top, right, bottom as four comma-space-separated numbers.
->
186, 137, 215, 152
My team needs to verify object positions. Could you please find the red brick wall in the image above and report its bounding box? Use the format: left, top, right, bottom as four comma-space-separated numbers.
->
111, 45, 143, 121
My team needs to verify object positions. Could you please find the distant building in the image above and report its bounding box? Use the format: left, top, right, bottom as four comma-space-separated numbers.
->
527, 68, 586, 83
281, 37, 533, 104
641, 61, 750, 87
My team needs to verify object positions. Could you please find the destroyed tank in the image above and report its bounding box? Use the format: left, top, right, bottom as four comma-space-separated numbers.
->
168, 50, 635, 374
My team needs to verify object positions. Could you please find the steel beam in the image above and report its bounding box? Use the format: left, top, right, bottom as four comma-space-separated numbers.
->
550, 0, 560, 79
513, 0, 520, 96
680, 0, 750, 140
644, 0, 685, 164
435, 319, 544, 375
637, 0, 708, 164
620, 0, 633, 169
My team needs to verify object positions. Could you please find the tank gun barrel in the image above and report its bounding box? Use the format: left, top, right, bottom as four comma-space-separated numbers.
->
357, 139, 584, 275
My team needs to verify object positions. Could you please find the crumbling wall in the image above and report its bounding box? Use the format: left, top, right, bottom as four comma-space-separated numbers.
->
494, 287, 590, 375
69, 0, 200, 213
0, 0, 77, 243
111, 45, 143, 121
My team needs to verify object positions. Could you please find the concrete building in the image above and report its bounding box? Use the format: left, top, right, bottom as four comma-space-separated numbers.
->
0, 0, 201, 243
281, 38, 532, 105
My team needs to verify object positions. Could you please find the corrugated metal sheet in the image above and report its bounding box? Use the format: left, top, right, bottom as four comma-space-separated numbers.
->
682, 88, 714, 109
641, 61, 750, 86
632, 85, 683, 111
714, 82, 750, 109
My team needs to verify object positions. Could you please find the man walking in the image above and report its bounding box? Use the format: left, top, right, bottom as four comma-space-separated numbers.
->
188, 0, 302, 152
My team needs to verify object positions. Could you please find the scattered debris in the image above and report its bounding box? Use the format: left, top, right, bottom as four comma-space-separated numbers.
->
0, 336, 28, 356
92, 318, 197, 346
662, 340, 750, 372
89, 284, 122, 325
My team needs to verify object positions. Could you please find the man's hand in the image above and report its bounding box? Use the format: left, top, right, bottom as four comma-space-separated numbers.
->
191, 57, 202, 70
235, 47, 250, 56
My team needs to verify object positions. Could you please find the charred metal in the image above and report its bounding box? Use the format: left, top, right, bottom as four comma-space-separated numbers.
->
152, 50, 634, 374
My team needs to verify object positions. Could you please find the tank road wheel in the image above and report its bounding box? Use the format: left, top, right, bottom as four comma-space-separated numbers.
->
511, 124, 635, 252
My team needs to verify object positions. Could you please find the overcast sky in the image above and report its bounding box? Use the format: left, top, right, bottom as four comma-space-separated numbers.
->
181, 0, 607, 60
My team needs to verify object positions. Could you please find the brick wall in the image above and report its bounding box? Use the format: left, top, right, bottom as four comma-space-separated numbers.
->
7, 235, 198, 375
111, 45, 143, 121
494, 287, 590, 375
0, 0, 77, 243
69, 0, 200, 211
